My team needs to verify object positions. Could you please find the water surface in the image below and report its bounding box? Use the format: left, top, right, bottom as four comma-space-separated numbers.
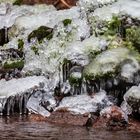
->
0, 115, 139, 140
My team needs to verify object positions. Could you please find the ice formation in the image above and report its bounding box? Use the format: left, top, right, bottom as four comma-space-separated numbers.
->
0, 0, 140, 121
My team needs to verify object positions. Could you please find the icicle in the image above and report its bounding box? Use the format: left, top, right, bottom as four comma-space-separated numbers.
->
0, 97, 6, 116
70, 85, 74, 95
10, 96, 15, 114
81, 80, 87, 94
4, 27, 8, 43
19, 94, 24, 115
94, 82, 100, 93
6, 98, 11, 116
0, 102, 3, 115
62, 63, 66, 82
100, 79, 106, 90
23, 93, 30, 114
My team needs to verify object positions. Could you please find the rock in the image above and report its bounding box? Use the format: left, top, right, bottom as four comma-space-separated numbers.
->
84, 47, 140, 81
120, 59, 140, 84
124, 85, 140, 118
22, 16, 90, 76
88, 0, 140, 37
55, 90, 112, 114
46, 110, 88, 126
27, 26, 53, 43
9, 7, 80, 38
100, 106, 128, 130
78, 0, 116, 12
0, 4, 56, 30
0, 48, 24, 80
90, 0, 140, 22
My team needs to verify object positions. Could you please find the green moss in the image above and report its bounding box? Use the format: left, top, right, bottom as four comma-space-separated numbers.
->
31, 46, 39, 55
88, 50, 101, 60
63, 19, 72, 26
13, 0, 23, 5
104, 16, 121, 37
18, 39, 24, 51
108, 16, 121, 31
84, 71, 115, 81
62, 58, 71, 65
69, 76, 82, 85
28, 26, 53, 43
126, 27, 140, 52
3, 60, 24, 69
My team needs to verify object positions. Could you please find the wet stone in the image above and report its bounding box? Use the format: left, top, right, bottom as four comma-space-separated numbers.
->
124, 85, 140, 119
100, 106, 128, 130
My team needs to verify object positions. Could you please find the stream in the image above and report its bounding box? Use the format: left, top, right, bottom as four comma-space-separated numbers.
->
0, 115, 140, 140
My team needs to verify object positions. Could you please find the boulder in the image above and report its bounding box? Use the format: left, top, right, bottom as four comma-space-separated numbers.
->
84, 47, 140, 81
100, 106, 128, 129
124, 85, 140, 118
55, 91, 112, 114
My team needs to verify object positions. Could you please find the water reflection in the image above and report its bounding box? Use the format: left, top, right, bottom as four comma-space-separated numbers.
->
0, 115, 139, 140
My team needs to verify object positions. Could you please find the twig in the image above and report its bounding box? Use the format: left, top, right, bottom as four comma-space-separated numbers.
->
60, 0, 71, 8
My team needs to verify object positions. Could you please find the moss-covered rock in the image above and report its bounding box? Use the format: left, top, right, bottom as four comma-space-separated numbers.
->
83, 47, 140, 80
124, 85, 140, 118
28, 26, 53, 43
3, 60, 24, 70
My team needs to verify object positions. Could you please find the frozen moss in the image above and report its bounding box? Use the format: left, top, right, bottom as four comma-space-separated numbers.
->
28, 26, 53, 43
83, 47, 140, 80
104, 16, 121, 36
63, 19, 72, 26
31, 46, 39, 55
13, 0, 23, 6
3, 60, 24, 69
69, 76, 81, 85
84, 71, 115, 80
69, 72, 82, 85
18, 39, 24, 51
126, 27, 140, 52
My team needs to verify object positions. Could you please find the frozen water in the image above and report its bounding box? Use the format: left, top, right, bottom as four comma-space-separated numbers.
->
55, 90, 112, 114
0, 76, 46, 97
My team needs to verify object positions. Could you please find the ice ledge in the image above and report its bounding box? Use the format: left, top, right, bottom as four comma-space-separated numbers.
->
0, 76, 46, 97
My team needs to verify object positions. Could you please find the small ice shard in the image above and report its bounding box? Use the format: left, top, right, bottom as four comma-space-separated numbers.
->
27, 90, 56, 117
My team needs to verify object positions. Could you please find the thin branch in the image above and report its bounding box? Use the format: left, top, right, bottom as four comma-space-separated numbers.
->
60, 0, 71, 8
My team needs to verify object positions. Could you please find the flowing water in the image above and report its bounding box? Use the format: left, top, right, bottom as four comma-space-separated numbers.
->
0, 115, 139, 140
